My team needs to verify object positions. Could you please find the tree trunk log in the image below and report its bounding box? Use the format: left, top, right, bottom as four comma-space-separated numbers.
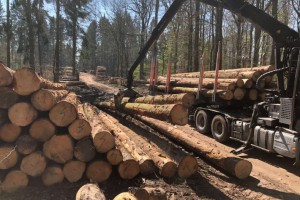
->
29, 118, 56, 142
68, 104, 92, 140
0, 145, 18, 169
82, 103, 115, 153
137, 116, 252, 179
63, 160, 86, 183
0, 63, 14, 87
8, 102, 38, 126
49, 93, 78, 127
31, 89, 69, 111
98, 102, 188, 126
113, 192, 137, 200
1, 170, 29, 192
0, 122, 21, 143
86, 160, 112, 183
42, 165, 64, 186
123, 93, 195, 108
43, 134, 74, 164
16, 134, 38, 155
135, 187, 166, 200
0, 87, 18, 109
76, 183, 106, 200
74, 138, 96, 162
106, 149, 123, 166
20, 151, 47, 177
233, 88, 246, 100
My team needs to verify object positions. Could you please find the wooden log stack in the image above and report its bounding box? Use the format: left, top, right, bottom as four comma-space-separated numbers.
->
96, 66, 108, 81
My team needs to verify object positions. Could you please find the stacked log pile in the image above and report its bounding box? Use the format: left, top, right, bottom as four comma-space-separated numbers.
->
153, 65, 276, 101
0, 66, 198, 194
60, 66, 79, 81
96, 66, 108, 81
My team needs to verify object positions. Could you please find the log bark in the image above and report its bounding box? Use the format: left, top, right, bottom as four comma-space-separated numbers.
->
74, 138, 96, 162
49, 93, 78, 127
106, 149, 123, 166
246, 89, 258, 101
98, 102, 188, 126
8, 102, 38, 126
82, 103, 115, 153
63, 160, 86, 183
123, 93, 195, 108
42, 165, 64, 186
137, 116, 252, 179
100, 112, 155, 175
20, 151, 47, 177
86, 160, 112, 183
40, 77, 66, 90
68, 104, 92, 140
29, 118, 56, 142
0, 145, 18, 169
0, 87, 18, 109
233, 88, 246, 101
16, 134, 38, 155
43, 134, 74, 164
135, 187, 166, 200
113, 192, 137, 200
0, 63, 14, 87
1, 170, 29, 192
201, 89, 234, 101
31, 89, 69, 111
0, 122, 21, 143
76, 183, 106, 200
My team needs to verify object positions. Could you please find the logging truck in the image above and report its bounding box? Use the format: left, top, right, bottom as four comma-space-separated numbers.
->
117, 0, 300, 165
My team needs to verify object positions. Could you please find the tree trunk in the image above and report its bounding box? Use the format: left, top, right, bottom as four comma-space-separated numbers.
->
31, 89, 69, 111
253, 0, 262, 66
49, 93, 78, 127
0, 145, 18, 170
8, 102, 38, 127
0, 63, 14, 86
76, 183, 106, 200
1, 170, 29, 193
53, 0, 60, 83
68, 104, 92, 140
138, 116, 252, 179
86, 160, 112, 183
194, 0, 200, 72
20, 151, 47, 177
6, 0, 11, 68
98, 102, 188, 126
270, 0, 278, 65
213, 4, 223, 69
42, 165, 64, 186
43, 134, 74, 164
16, 134, 38, 155
113, 193, 137, 200
135, 187, 166, 200
63, 160, 86, 183
29, 118, 56, 142
187, 1, 193, 72
74, 138, 96, 162
0, 122, 21, 143
0, 87, 19, 109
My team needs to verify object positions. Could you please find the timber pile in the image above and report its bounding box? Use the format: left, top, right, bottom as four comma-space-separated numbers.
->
0, 66, 197, 194
60, 66, 79, 81
153, 65, 277, 101
96, 66, 108, 81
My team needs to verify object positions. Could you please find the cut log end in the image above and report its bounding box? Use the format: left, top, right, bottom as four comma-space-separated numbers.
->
86, 161, 112, 183
134, 187, 167, 200
29, 118, 56, 142
8, 102, 38, 126
0, 87, 19, 109
113, 192, 137, 200
76, 184, 106, 200
74, 138, 96, 162
16, 134, 38, 155
161, 161, 177, 178
233, 88, 245, 101
63, 160, 86, 183
20, 151, 47, 177
42, 165, 65, 186
68, 119, 92, 140
1, 170, 29, 193
178, 155, 198, 178
93, 131, 115, 153
49, 101, 77, 127
170, 104, 188, 125
118, 160, 140, 180
0, 64, 14, 87
233, 159, 253, 179
182, 93, 196, 108
139, 160, 155, 175
0, 122, 21, 143
106, 149, 123, 165
13, 68, 41, 95
0, 145, 18, 170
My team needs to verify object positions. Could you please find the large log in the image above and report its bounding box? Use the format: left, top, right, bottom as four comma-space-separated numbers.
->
0, 145, 18, 169
74, 138, 96, 162
0, 87, 19, 109
98, 102, 188, 126
123, 93, 196, 108
8, 102, 38, 126
49, 93, 78, 127
137, 116, 252, 179
201, 89, 234, 101
233, 88, 246, 101
16, 134, 38, 155
100, 112, 155, 175
1, 170, 29, 192
0, 109, 7, 127
42, 165, 64, 186
0, 63, 14, 87
134, 187, 167, 200
31, 89, 69, 111
243, 79, 253, 89
68, 104, 92, 140
76, 183, 106, 200
63, 160, 86, 183
106, 149, 123, 166
43, 134, 74, 164
246, 89, 258, 101
86, 160, 112, 183
0, 122, 21, 143
20, 151, 47, 177
29, 118, 56, 142
113, 193, 137, 200
82, 103, 115, 153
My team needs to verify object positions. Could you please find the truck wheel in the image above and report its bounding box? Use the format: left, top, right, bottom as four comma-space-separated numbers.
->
211, 115, 230, 143
195, 110, 212, 134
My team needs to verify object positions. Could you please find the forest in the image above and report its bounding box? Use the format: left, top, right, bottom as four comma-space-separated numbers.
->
1, 0, 300, 81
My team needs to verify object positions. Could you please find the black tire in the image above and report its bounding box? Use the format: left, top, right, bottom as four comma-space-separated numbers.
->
211, 115, 230, 143
195, 110, 212, 134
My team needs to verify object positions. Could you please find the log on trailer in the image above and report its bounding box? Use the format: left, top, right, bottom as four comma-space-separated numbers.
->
76, 183, 106, 200
98, 102, 188, 126
137, 116, 252, 179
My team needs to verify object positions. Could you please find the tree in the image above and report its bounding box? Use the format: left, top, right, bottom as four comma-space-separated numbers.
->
54, 0, 60, 82
6, 0, 11, 67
